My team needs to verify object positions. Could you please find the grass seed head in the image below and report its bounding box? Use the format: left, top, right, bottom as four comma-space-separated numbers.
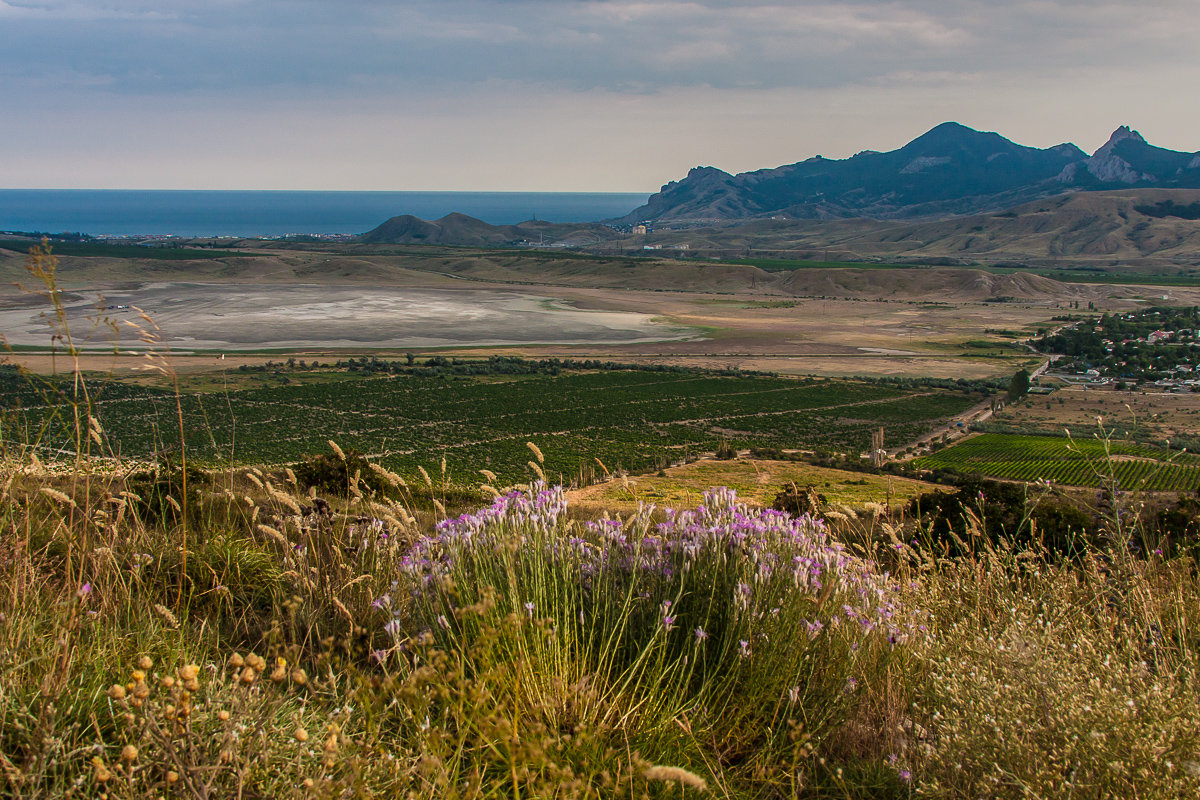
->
644, 765, 708, 791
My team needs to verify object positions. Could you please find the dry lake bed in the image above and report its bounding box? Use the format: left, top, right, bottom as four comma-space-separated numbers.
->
0, 283, 698, 350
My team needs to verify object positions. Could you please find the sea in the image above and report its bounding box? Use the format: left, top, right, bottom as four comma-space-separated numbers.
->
0, 189, 650, 239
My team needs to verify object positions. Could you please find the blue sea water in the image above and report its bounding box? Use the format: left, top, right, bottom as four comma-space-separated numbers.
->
0, 190, 650, 238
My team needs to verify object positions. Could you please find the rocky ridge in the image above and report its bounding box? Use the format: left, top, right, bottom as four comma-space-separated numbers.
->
619, 123, 1200, 225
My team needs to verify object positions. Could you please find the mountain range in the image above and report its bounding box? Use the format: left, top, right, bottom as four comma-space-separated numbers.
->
617, 123, 1200, 224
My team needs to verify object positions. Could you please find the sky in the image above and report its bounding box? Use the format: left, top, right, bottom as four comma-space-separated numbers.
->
2, 0, 1199, 192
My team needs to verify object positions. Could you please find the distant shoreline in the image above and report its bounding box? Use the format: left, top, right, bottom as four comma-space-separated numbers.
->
0, 189, 650, 239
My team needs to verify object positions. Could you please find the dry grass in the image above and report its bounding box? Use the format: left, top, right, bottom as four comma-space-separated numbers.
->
568, 457, 942, 515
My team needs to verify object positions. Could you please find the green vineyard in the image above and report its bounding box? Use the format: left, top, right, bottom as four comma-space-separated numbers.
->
912, 433, 1200, 492
3, 367, 976, 484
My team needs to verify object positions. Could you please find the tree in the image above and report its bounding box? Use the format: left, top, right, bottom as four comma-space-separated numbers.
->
1007, 368, 1031, 401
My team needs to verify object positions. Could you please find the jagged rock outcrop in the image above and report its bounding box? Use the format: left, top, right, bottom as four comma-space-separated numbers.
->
1083, 126, 1153, 183
1059, 125, 1200, 189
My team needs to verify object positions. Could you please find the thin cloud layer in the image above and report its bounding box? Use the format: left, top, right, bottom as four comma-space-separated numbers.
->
2, 0, 1199, 189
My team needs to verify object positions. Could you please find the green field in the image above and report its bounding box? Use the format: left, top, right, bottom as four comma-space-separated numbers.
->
3, 368, 976, 483
912, 432, 1200, 491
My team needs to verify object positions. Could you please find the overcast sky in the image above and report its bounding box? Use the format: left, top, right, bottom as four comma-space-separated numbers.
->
2, 0, 1198, 191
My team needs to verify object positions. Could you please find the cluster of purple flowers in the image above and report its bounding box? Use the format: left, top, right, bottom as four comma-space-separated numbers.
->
626, 487, 908, 643
399, 482, 567, 578
390, 483, 914, 648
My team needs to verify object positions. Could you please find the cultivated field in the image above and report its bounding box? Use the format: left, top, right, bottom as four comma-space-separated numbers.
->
911, 431, 1200, 491
3, 367, 978, 484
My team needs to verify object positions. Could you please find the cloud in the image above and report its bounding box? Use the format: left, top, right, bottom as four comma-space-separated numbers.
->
3, 0, 1200, 189
0, 0, 177, 20
3, 0, 1197, 97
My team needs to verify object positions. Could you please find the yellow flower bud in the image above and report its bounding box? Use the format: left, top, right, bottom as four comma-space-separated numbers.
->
92, 757, 112, 783
121, 744, 138, 762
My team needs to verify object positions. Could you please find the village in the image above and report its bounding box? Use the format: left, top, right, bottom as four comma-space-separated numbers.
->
1036, 306, 1200, 391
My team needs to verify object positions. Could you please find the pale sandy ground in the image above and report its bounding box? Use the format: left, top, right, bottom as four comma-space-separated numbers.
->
0, 283, 697, 351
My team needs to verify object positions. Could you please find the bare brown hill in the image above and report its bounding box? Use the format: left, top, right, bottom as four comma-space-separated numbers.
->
867, 189, 1200, 262
628, 189, 1200, 266
771, 267, 1070, 301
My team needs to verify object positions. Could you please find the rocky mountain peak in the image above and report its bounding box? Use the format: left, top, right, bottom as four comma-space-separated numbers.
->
685, 166, 732, 181
1085, 125, 1153, 184
1098, 125, 1146, 153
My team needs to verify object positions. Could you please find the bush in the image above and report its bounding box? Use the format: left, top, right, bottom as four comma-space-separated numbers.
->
122, 461, 210, 526
291, 448, 380, 497
379, 484, 914, 793
908, 478, 1099, 555
771, 481, 826, 516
